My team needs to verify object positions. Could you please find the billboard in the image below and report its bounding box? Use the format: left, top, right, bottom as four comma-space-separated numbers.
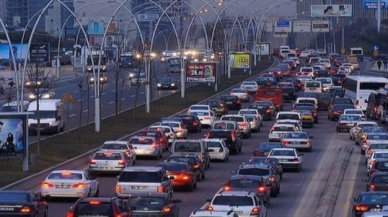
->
88, 22, 104, 35
275, 20, 292, 32
363, 0, 388, 9
311, 5, 352, 17
230, 53, 250, 69
0, 113, 28, 158
29, 43, 50, 63
293, 21, 311, 32
274, 32, 288, 38
312, 20, 330, 32
260, 43, 270, 56
0, 44, 29, 60
263, 21, 273, 32
186, 63, 216, 83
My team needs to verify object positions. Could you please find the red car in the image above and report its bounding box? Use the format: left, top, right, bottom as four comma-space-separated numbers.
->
157, 162, 197, 191
66, 197, 132, 217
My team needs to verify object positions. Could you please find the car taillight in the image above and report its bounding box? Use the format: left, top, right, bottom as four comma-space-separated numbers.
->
89, 159, 96, 165
72, 183, 86, 188
193, 163, 200, 169
206, 205, 214, 211
118, 160, 126, 165
266, 109, 271, 113
231, 133, 236, 141
115, 185, 121, 193
20, 205, 32, 213
152, 142, 158, 149
313, 112, 317, 116
193, 121, 198, 126
306, 142, 311, 146
41, 181, 54, 188
157, 186, 166, 193
293, 158, 299, 162
223, 186, 232, 191
362, 141, 368, 146
250, 207, 261, 215
369, 184, 376, 191
205, 132, 210, 138
333, 110, 340, 115
269, 177, 276, 183
66, 213, 74, 217
161, 206, 172, 213
355, 205, 368, 211
367, 150, 372, 155
258, 186, 266, 193
239, 123, 248, 128
237, 100, 241, 104
282, 141, 289, 145
370, 160, 376, 166
182, 175, 190, 180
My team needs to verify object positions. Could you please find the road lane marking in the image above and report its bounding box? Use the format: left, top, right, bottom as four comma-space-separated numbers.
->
77, 99, 82, 102
121, 98, 126, 101
83, 110, 88, 113
109, 101, 114, 104
130, 95, 135, 98
101, 92, 106, 95
111, 90, 116, 92
69, 114, 76, 117
90, 96, 94, 98
140, 92, 145, 94
62, 93, 66, 96
73, 90, 79, 93
200, 202, 209, 209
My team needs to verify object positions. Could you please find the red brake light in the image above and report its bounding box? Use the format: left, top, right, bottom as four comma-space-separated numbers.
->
193, 164, 200, 169
369, 184, 376, 191
161, 206, 172, 213
362, 141, 368, 146
306, 142, 311, 146
42, 181, 54, 188
370, 169, 380, 175
182, 175, 190, 180
293, 158, 299, 162
367, 150, 372, 155
72, 183, 86, 188
250, 207, 261, 215
193, 121, 198, 126
20, 205, 32, 213
89, 201, 101, 205
258, 186, 266, 193
282, 141, 289, 145
118, 160, 126, 165
355, 205, 369, 211
237, 100, 241, 104
266, 109, 271, 113
90, 159, 96, 165
269, 177, 276, 183
152, 142, 158, 149
206, 205, 214, 211
231, 133, 236, 141
157, 186, 165, 193
66, 213, 74, 217
223, 186, 232, 191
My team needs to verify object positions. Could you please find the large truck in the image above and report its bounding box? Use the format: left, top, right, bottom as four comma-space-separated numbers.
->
119, 52, 135, 68
86, 50, 107, 72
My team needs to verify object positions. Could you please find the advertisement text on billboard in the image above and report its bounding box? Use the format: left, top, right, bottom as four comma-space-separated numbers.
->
312, 20, 330, 32
29, 44, 50, 63
231, 53, 250, 69
186, 63, 216, 83
363, 0, 388, 9
311, 5, 352, 17
0, 113, 28, 158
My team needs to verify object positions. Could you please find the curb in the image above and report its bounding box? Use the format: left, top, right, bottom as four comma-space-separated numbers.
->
1, 59, 277, 192
313, 145, 353, 217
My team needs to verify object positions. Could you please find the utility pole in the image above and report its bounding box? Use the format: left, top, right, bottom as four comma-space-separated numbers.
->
377, 0, 382, 34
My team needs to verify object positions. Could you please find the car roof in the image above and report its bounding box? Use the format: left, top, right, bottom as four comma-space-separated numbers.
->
273, 124, 295, 127
122, 166, 163, 172
240, 164, 270, 169
230, 175, 264, 181
202, 138, 224, 142
130, 136, 156, 140
215, 191, 256, 197
278, 111, 300, 114
103, 141, 128, 145
271, 148, 296, 151
51, 170, 84, 174
127, 192, 169, 198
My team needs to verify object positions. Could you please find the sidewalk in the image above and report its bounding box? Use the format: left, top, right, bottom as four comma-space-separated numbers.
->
368, 61, 388, 73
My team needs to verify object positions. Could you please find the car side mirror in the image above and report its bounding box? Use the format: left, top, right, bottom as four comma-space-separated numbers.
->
349, 198, 356, 202
364, 99, 368, 103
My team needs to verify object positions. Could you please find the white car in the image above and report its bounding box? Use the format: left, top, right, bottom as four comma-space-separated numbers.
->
188, 105, 212, 113
240, 81, 258, 95
298, 75, 313, 84
349, 121, 378, 140
341, 63, 355, 72
276, 119, 303, 131
312, 63, 327, 70
159, 121, 188, 139
238, 109, 260, 118
202, 139, 229, 162
367, 151, 388, 172
281, 132, 313, 152
188, 110, 217, 127
276, 111, 301, 121
128, 136, 163, 159
349, 61, 360, 70
100, 140, 136, 164
344, 109, 366, 121
205, 191, 267, 217
40, 170, 99, 199
318, 58, 331, 69
289, 57, 300, 65
268, 124, 297, 142
300, 51, 310, 58
317, 49, 327, 55
230, 88, 250, 102
220, 115, 251, 138
148, 125, 177, 144
268, 148, 303, 172
315, 78, 333, 92
365, 141, 388, 164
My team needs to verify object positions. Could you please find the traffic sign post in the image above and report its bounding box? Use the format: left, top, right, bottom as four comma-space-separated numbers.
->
373, 50, 380, 59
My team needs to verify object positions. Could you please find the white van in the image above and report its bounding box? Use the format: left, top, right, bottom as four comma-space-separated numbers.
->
1, 101, 30, 112
304, 81, 322, 93
27, 99, 66, 134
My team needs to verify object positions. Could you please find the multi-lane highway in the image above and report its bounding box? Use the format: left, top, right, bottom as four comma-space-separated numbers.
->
28, 58, 375, 217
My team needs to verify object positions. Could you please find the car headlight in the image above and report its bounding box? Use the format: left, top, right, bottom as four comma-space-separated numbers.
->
171, 83, 175, 86
157, 83, 161, 87
49, 121, 56, 126
102, 66, 106, 70
28, 94, 35, 99
87, 66, 92, 70
42, 94, 50, 99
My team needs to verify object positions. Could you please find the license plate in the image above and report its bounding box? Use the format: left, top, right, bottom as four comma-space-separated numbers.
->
100, 167, 113, 169
310, 88, 316, 90
235, 211, 243, 214
347, 124, 354, 126
131, 186, 145, 190
278, 159, 287, 162
226, 102, 232, 104
55, 185, 70, 189
371, 208, 381, 212
0, 207, 14, 211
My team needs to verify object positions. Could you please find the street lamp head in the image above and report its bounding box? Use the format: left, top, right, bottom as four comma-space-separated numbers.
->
136, 54, 142, 59
150, 52, 156, 58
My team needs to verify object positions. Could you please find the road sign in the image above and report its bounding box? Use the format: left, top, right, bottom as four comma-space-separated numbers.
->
136, 14, 159, 22
374, 45, 380, 51
373, 50, 380, 57
274, 32, 288, 38
263, 21, 273, 32
341, 48, 346, 54
312, 20, 330, 32
293, 21, 311, 32
275, 20, 292, 32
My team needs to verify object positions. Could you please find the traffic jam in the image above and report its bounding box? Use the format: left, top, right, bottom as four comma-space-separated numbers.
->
2, 46, 388, 217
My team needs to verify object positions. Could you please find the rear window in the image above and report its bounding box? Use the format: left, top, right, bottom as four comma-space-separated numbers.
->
208, 131, 232, 139
174, 142, 201, 152
248, 157, 278, 165
284, 133, 308, 139
375, 162, 388, 170
93, 152, 122, 160
270, 150, 295, 156
371, 175, 388, 184
158, 163, 187, 172
213, 196, 253, 206
136, 132, 161, 137
0, 193, 28, 202
48, 172, 83, 180
75, 202, 113, 216
213, 123, 235, 130
167, 157, 196, 164
340, 115, 361, 121
206, 142, 222, 148
273, 126, 294, 131
238, 168, 270, 176
220, 96, 237, 101
370, 143, 388, 149
301, 68, 313, 72
332, 98, 353, 105
101, 143, 128, 150
229, 179, 261, 188
221, 116, 244, 122
345, 110, 363, 115
128, 197, 166, 211
130, 138, 154, 145
239, 110, 256, 115
190, 106, 208, 110
305, 82, 320, 88
333, 104, 354, 110
278, 114, 299, 120
119, 171, 161, 182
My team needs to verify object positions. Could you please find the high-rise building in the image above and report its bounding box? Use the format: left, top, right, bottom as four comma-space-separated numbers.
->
5, 0, 29, 27
0, 0, 6, 24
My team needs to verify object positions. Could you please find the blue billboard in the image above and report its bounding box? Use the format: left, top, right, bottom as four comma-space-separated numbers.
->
0, 113, 28, 158
0, 44, 29, 60
363, 0, 388, 9
87, 22, 104, 35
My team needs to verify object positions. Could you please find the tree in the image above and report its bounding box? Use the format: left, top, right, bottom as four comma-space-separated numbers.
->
24, 63, 58, 156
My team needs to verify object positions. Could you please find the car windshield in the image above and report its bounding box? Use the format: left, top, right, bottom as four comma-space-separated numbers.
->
190, 106, 208, 110
340, 115, 361, 121
360, 194, 388, 203
229, 179, 261, 188
29, 110, 57, 119
370, 143, 388, 150
284, 133, 309, 139
93, 152, 122, 160
367, 135, 388, 140
0, 193, 28, 202
75, 202, 113, 215
221, 116, 244, 122
48, 172, 83, 180
158, 163, 187, 172
174, 142, 201, 152
160, 77, 172, 82
206, 142, 222, 148
128, 197, 166, 211
101, 143, 127, 150
346, 110, 363, 115
212, 196, 253, 206
119, 171, 160, 182
270, 150, 295, 156
238, 168, 270, 176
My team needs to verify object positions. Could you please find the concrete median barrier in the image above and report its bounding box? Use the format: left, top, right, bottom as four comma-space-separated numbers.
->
313, 145, 353, 217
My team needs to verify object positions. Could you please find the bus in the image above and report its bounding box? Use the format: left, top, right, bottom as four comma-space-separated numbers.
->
119, 52, 134, 68
349, 47, 363, 62
344, 76, 388, 111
